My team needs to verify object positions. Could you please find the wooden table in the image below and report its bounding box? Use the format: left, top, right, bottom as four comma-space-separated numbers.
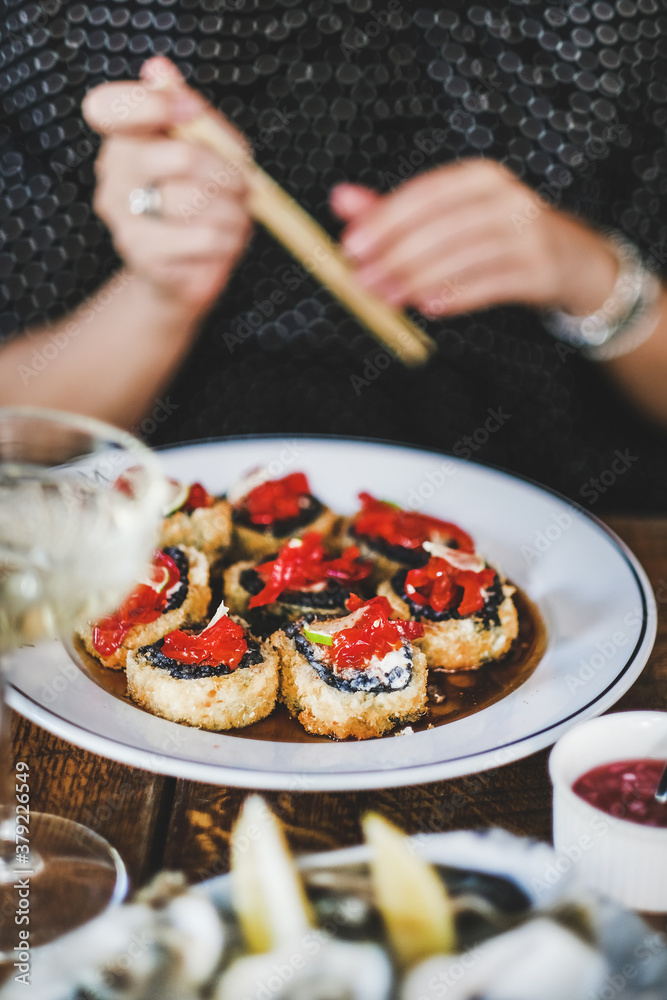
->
10, 517, 667, 893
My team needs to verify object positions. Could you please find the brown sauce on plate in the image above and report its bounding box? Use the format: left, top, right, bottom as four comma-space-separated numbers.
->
71, 588, 546, 743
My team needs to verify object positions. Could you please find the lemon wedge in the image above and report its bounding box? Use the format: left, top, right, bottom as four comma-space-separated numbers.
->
362, 812, 456, 966
230, 796, 314, 953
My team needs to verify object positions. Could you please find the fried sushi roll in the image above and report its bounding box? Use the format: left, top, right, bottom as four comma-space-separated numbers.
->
344, 493, 475, 585
378, 542, 518, 671
224, 532, 372, 637
78, 545, 211, 671
126, 605, 278, 731
229, 471, 337, 560
159, 480, 232, 564
273, 595, 427, 740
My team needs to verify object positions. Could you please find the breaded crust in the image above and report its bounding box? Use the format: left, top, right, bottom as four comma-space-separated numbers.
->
126, 639, 279, 731
77, 547, 211, 671
378, 579, 519, 671
233, 506, 338, 560
273, 630, 428, 740
159, 499, 232, 562
223, 559, 254, 616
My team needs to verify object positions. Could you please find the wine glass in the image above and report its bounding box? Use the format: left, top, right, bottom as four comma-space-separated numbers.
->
0, 406, 166, 957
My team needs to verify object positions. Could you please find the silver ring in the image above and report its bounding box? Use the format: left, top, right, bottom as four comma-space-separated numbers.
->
129, 184, 162, 217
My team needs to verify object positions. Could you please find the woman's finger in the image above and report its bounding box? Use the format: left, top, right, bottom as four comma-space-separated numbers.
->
354, 201, 499, 293
341, 160, 506, 260
135, 138, 246, 191
140, 55, 186, 88
82, 81, 204, 135
84, 56, 249, 156
152, 180, 250, 228
373, 238, 514, 308
96, 137, 246, 200
330, 183, 381, 222
402, 240, 521, 304
415, 262, 535, 317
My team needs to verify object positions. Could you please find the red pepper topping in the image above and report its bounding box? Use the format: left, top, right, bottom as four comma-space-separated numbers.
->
92, 550, 181, 656
404, 556, 495, 616
328, 594, 424, 671
248, 532, 371, 609
239, 472, 311, 526
161, 616, 248, 669
353, 493, 474, 553
182, 482, 214, 512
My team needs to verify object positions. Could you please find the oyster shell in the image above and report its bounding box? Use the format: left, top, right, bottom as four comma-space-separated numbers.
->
401, 917, 608, 1000
213, 936, 392, 1000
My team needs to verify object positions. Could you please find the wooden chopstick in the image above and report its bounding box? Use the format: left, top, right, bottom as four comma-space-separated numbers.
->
171, 113, 436, 367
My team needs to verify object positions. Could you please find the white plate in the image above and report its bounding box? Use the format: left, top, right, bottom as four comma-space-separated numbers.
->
5, 436, 656, 791
15, 828, 666, 1000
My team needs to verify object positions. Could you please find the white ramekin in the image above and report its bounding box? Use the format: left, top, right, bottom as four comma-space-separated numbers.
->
549, 711, 667, 913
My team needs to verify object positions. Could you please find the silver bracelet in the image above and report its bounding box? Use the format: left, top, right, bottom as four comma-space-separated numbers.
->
542, 232, 662, 361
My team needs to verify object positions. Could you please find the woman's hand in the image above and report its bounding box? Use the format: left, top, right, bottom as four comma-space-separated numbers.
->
83, 57, 252, 317
331, 160, 618, 319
